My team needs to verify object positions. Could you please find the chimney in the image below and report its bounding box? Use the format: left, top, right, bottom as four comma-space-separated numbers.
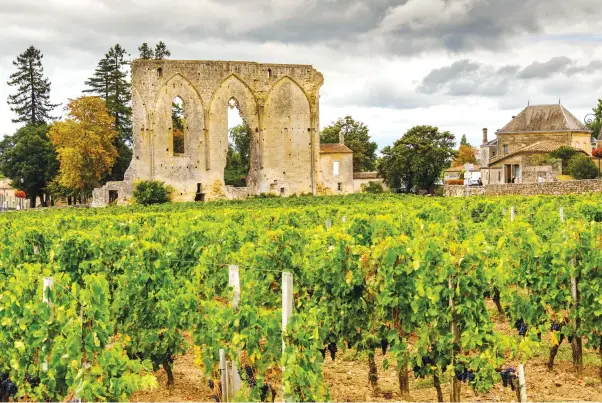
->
339, 131, 345, 144
482, 128, 488, 144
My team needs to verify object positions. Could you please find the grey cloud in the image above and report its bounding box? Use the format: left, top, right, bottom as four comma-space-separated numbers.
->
419, 58, 601, 99
517, 57, 573, 79
418, 60, 519, 96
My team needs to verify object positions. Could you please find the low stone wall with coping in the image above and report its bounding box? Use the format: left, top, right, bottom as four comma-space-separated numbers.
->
445, 179, 602, 197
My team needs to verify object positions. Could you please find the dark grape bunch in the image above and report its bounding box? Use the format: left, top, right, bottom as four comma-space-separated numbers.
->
208, 379, 215, 390
260, 382, 276, 402
380, 339, 389, 355
499, 367, 517, 390
25, 373, 40, 388
454, 368, 475, 383
244, 365, 256, 387
492, 292, 501, 306
551, 321, 562, 332
0, 374, 18, 402
327, 342, 337, 361
514, 319, 528, 337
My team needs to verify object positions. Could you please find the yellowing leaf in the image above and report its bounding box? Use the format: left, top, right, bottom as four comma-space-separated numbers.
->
345, 270, 353, 285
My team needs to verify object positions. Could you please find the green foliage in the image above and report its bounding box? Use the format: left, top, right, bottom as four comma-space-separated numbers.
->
550, 146, 578, 174
0, 124, 59, 207
154, 42, 171, 60
133, 180, 173, 205
586, 99, 602, 140
460, 134, 470, 147
138, 43, 154, 60
321, 116, 378, 172
3, 193, 602, 401
378, 125, 456, 192
361, 181, 384, 193
7, 46, 59, 125
224, 124, 251, 187
566, 154, 599, 180
83, 44, 132, 182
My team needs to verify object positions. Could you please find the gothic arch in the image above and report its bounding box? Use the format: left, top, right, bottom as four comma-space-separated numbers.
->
262, 76, 313, 194
208, 74, 260, 184
265, 75, 311, 106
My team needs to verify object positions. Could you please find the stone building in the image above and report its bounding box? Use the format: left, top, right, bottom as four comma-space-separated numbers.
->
92, 60, 355, 205
480, 104, 592, 184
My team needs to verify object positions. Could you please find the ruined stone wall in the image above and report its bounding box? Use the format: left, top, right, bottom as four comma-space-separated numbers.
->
94, 59, 326, 205
445, 179, 602, 197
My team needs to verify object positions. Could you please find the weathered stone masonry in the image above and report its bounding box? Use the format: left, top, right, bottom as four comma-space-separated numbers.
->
445, 179, 602, 197
93, 60, 353, 205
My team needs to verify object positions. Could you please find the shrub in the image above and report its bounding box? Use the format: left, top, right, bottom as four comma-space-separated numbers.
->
550, 146, 578, 173
445, 179, 464, 185
361, 181, 384, 194
133, 180, 173, 206
566, 154, 599, 180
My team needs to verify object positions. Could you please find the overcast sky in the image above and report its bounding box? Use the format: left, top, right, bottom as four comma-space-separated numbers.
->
1, 0, 601, 150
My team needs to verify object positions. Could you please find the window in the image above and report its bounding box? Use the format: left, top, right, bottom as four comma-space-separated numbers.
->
498, 171, 501, 182
503, 144, 508, 155
337, 182, 342, 191
280, 187, 285, 196
157, 67, 163, 78
333, 161, 340, 176
267, 69, 272, 79
172, 96, 185, 154
576, 141, 580, 149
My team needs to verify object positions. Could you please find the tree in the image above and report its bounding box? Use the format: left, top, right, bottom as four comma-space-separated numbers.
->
550, 146, 578, 174
378, 125, 456, 192
133, 180, 173, 205
321, 116, 378, 172
586, 99, 602, 140
460, 134, 470, 147
6, 46, 59, 125
49, 97, 119, 198
453, 144, 477, 167
0, 124, 59, 207
83, 44, 132, 181
566, 154, 599, 180
154, 41, 171, 60
138, 43, 154, 60
224, 124, 251, 187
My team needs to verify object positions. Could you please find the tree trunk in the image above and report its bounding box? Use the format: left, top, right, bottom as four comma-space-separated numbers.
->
397, 357, 410, 400
433, 374, 443, 403
29, 196, 36, 208
368, 351, 379, 394
67, 196, 72, 206
493, 288, 503, 315
548, 334, 564, 370
571, 334, 583, 376
163, 360, 175, 387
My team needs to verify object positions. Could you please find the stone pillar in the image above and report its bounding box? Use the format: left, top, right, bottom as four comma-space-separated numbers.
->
482, 128, 488, 144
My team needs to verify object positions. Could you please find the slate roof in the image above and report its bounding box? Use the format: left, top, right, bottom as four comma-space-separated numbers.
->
497, 104, 591, 134
319, 143, 353, 154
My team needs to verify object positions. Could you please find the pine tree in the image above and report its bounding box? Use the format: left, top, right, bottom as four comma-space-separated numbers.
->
154, 41, 171, 60
6, 46, 59, 125
83, 44, 132, 182
460, 134, 470, 147
138, 43, 154, 60
84, 44, 132, 144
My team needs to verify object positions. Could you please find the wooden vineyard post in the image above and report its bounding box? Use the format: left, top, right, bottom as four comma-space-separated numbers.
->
511, 205, 515, 222
518, 364, 528, 402
325, 219, 331, 230
342, 216, 346, 223
560, 206, 583, 375
220, 349, 229, 402
228, 265, 242, 397
281, 272, 293, 402
42, 277, 54, 372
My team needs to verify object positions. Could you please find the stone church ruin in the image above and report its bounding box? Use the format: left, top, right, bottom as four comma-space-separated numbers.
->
92, 59, 355, 206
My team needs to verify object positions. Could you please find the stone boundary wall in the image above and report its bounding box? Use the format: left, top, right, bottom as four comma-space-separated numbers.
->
445, 179, 602, 197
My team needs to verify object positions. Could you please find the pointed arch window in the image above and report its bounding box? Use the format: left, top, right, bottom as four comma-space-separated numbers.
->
172, 96, 185, 155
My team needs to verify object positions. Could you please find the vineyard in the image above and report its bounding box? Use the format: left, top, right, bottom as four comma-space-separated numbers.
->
1, 193, 602, 402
